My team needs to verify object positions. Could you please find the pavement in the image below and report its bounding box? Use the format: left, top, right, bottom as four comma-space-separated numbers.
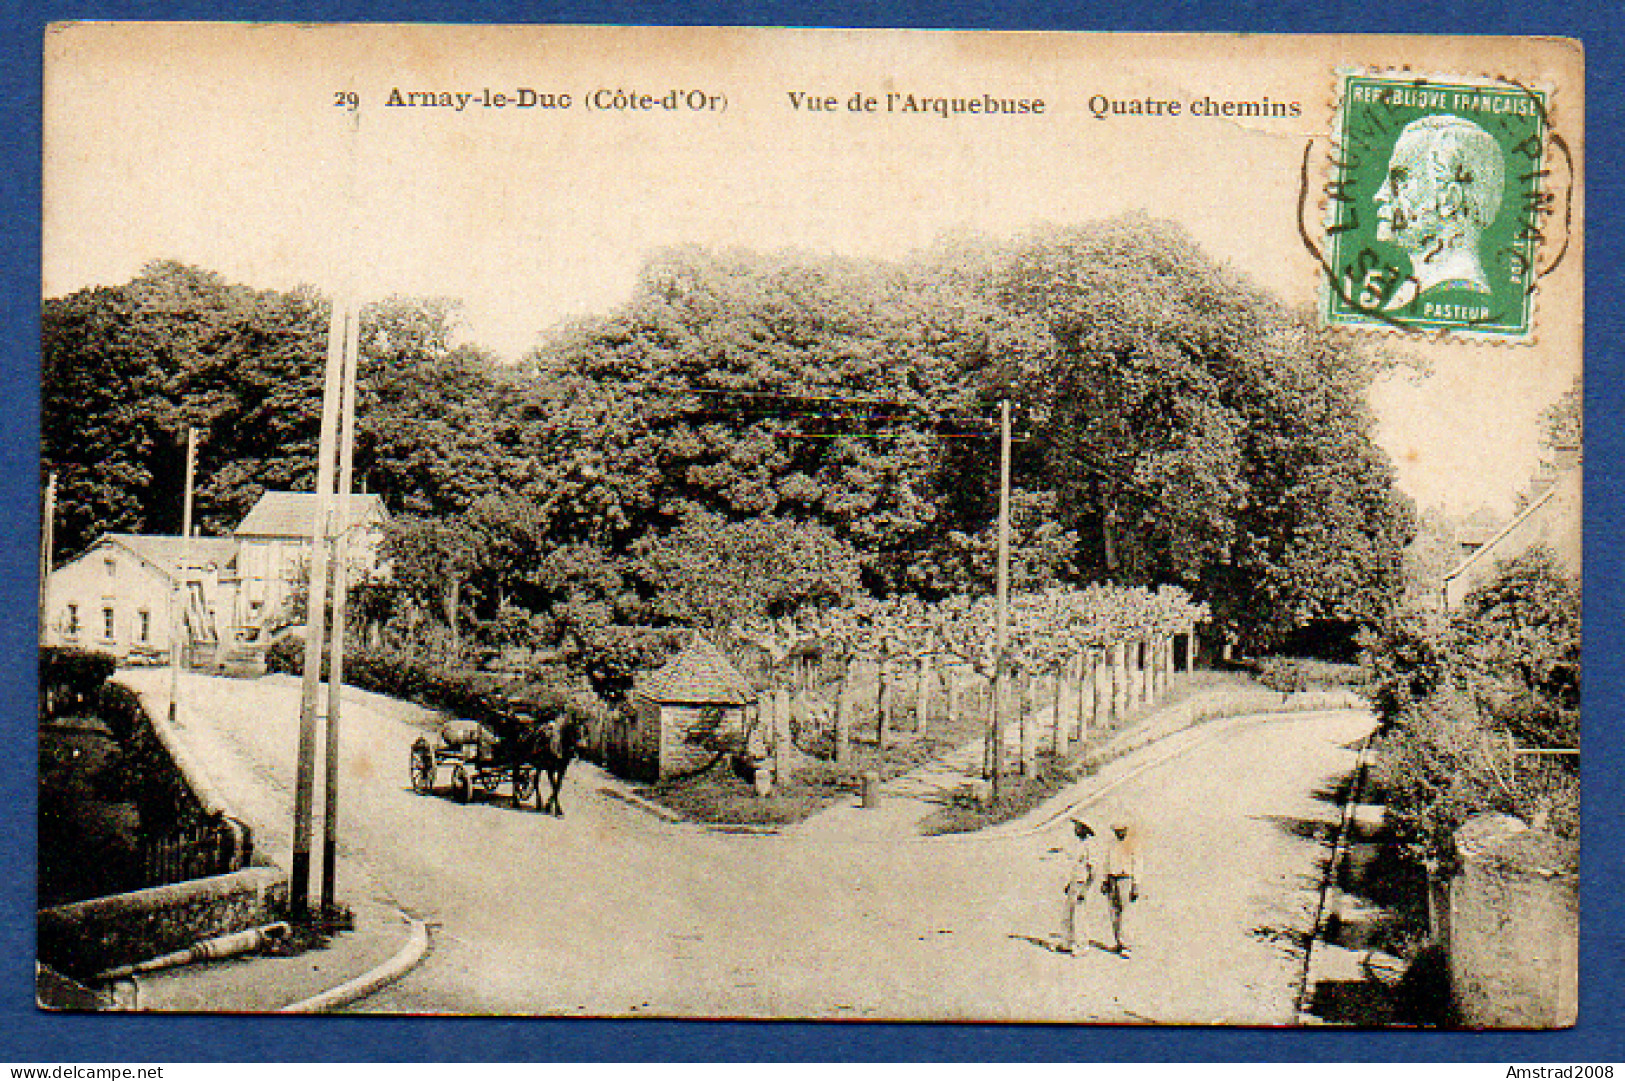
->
95, 669, 1373, 1018
115, 896, 426, 1013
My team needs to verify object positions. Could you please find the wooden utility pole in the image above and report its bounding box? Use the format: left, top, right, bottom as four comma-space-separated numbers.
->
321, 291, 361, 913
38, 472, 55, 646
291, 296, 348, 919
182, 426, 196, 540
988, 399, 1012, 804
167, 427, 197, 726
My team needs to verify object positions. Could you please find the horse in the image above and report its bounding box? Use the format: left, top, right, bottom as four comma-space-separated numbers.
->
515, 713, 587, 817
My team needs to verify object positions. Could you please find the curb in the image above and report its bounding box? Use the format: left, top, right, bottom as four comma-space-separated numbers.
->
599, 785, 684, 823
278, 913, 430, 1014
1294, 732, 1373, 1024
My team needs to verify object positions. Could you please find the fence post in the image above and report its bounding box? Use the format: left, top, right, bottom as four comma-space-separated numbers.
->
1054, 663, 1070, 759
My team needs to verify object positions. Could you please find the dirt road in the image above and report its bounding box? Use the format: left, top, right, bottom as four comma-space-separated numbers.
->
121, 669, 1372, 1021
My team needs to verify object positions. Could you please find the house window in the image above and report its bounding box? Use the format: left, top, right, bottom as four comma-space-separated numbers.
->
104, 557, 116, 578
137, 609, 151, 644
64, 604, 79, 639
102, 606, 116, 642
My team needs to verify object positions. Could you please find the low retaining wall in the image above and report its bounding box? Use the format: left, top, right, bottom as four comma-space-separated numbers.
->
1448, 814, 1578, 1029
39, 866, 287, 980
1079, 687, 1366, 770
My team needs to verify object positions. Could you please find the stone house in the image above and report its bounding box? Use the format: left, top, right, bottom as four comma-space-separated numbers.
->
231, 491, 389, 634
42, 490, 390, 662
604, 634, 756, 781
41, 534, 238, 662
1443, 464, 1580, 609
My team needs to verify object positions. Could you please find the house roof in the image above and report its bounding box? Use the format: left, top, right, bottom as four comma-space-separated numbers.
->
234, 491, 388, 539
636, 633, 755, 705
100, 534, 239, 580
1443, 466, 1581, 591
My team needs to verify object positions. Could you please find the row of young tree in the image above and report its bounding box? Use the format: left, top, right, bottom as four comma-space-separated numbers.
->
726, 584, 1208, 779
43, 215, 1414, 680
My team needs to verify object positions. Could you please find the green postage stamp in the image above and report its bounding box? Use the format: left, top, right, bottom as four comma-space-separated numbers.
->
1323, 73, 1551, 340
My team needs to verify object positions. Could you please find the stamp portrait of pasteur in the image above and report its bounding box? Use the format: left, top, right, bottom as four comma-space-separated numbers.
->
1374, 113, 1506, 301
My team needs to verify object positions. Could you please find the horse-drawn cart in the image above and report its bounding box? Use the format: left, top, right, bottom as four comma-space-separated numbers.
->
410, 718, 537, 806
409, 708, 584, 815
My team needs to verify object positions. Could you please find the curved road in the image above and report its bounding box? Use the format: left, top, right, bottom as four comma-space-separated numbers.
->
123, 670, 1374, 1022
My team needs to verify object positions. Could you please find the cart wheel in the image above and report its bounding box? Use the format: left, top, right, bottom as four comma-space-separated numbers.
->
452, 763, 473, 804
410, 739, 435, 795
515, 765, 539, 806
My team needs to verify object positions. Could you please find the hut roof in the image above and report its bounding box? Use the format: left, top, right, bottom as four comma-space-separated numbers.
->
638, 633, 755, 705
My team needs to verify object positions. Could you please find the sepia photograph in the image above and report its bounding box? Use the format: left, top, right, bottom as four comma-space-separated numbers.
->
36, 25, 1583, 1026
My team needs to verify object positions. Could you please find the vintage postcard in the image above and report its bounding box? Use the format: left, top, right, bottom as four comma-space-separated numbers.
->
38, 26, 1582, 1025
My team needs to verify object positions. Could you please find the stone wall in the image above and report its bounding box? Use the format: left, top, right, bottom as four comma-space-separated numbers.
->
38, 867, 287, 979
1447, 814, 1578, 1028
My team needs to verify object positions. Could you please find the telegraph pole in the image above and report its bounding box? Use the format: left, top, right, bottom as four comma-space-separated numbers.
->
291, 297, 348, 920
295, 98, 365, 920
320, 290, 360, 913
182, 426, 196, 540
988, 399, 1012, 805
167, 427, 197, 726
38, 472, 55, 646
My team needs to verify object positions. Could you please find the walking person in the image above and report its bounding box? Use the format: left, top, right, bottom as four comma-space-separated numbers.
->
1060, 818, 1095, 955
1100, 819, 1143, 955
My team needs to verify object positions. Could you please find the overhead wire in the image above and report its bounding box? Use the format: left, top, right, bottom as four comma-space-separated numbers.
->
668, 383, 1011, 440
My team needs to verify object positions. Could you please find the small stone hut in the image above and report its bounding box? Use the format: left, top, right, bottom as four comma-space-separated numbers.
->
605, 634, 756, 782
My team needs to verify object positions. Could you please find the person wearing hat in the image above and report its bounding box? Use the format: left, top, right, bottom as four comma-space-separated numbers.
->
1100, 819, 1144, 955
1060, 818, 1096, 955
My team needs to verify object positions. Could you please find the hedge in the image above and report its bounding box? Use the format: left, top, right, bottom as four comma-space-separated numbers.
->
1253, 657, 1370, 695
266, 636, 610, 736
40, 646, 119, 720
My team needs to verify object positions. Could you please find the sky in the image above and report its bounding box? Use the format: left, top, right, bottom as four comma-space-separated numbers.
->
42, 25, 1584, 518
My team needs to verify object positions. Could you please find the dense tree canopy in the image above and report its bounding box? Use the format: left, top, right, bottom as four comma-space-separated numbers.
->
42, 217, 1414, 661
42, 263, 505, 557
971, 218, 1412, 650
42, 262, 329, 548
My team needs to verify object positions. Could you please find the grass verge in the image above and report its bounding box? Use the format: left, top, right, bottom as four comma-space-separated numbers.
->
642, 706, 987, 828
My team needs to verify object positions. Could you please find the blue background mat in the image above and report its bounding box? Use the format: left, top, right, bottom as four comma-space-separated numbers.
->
3, 1, 1621, 1061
